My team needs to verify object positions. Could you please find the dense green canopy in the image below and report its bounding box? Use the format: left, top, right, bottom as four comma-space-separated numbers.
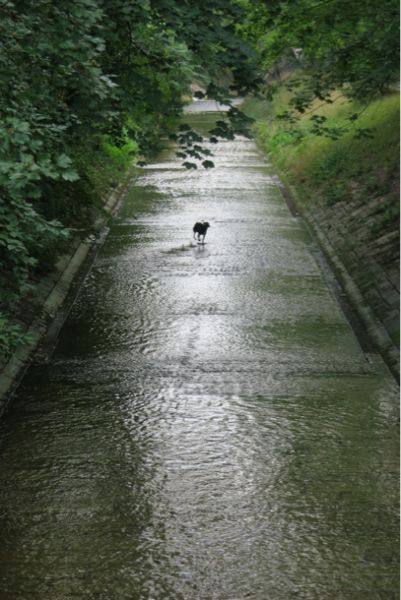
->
241, 0, 400, 106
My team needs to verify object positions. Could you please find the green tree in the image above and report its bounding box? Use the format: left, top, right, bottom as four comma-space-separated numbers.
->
247, 0, 399, 108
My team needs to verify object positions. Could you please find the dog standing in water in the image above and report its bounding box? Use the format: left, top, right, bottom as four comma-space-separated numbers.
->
193, 221, 210, 244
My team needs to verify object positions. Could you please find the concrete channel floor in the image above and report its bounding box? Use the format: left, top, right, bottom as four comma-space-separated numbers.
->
0, 107, 398, 600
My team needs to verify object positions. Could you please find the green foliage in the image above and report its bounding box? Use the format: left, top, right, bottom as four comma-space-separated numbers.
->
0, 197, 70, 304
241, 0, 399, 116
0, 313, 34, 360
102, 133, 139, 173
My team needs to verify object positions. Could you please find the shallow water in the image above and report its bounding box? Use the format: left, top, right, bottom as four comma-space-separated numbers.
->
0, 110, 398, 600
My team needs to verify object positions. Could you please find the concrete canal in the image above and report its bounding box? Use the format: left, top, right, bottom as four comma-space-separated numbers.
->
0, 105, 398, 599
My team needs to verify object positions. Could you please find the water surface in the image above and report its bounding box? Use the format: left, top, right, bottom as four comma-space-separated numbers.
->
0, 109, 398, 600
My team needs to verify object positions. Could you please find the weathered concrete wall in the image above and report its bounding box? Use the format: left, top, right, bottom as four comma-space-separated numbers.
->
311, 195, 399, 343
283, 182, 399, 378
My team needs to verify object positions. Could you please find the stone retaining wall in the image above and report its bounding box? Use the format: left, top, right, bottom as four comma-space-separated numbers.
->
285, 182, 400, 379
311, 196, 399, 347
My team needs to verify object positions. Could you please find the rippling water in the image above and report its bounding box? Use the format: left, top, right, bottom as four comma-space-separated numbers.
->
0, 109, 398, 599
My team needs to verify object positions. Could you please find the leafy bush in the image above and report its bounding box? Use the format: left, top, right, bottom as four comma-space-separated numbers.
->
0, 313, 34, 361
0, 198, 69, 305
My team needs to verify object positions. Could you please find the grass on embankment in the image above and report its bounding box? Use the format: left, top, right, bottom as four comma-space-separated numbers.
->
242, 87, 400, 226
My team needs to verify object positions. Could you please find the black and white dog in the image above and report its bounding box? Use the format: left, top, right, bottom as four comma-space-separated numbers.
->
193, 221, 210, 243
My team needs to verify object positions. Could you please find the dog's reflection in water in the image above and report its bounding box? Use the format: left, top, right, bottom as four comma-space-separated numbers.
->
193, 243, 210, 259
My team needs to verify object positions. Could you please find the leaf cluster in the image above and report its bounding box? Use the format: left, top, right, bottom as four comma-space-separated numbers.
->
244, 0, 399, 110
